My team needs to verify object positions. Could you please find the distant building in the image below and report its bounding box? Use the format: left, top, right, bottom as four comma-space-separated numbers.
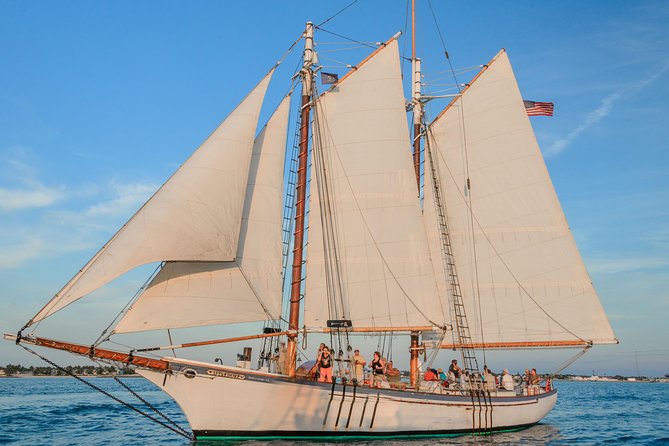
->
0, 369, 6, 376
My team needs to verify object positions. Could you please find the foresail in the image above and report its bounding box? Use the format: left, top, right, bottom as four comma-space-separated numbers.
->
305, 39, 444, 330
112, 96, 290, 333
426, 50, 617, 346
30, 71, 274, 325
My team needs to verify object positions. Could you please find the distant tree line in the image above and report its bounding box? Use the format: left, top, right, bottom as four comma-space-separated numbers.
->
2, 364, 136, 376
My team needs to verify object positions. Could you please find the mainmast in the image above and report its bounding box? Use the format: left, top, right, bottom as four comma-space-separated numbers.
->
286, 22, 314, 377
409, 0, 422, 389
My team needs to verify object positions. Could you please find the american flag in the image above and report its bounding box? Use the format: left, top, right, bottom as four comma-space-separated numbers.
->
524, 100, 554, 117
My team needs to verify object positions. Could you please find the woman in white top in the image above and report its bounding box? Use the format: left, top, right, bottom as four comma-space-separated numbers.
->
501, 369, 515, 391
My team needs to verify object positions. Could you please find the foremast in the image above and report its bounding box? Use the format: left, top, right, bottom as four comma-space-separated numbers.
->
409, 0, 423, 391
286, 21, 315, 377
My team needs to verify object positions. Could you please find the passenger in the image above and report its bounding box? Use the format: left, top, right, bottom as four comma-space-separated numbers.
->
460, 370, 469, 390
317, 346, 333, 383
501, 369, 514, 391
437, 368, 447, 382
352, 349, 366, 383
529, 368, 540, 385
528, 368, 541, 394
370, 351, 386, 388
424, 368, 439, 381
449, 359, 462, 379
523, 368, 531, 386
277, 342, 288, 374
483, 366, 495, 392
386, 360, 404, 389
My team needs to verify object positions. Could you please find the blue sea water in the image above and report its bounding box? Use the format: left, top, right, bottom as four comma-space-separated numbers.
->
0, 378, 667, 445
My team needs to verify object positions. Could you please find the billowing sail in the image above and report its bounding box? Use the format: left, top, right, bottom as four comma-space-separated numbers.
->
30, 71, 274, 325
425, 50, 617, 346
114, 97, 290, 333
305, 39, 445, 330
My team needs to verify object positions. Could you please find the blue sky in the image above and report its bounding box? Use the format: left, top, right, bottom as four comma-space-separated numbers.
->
1, 1, 667, 377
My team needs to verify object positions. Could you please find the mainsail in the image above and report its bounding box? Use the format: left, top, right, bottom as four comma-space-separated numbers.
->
425, 50, 617, 347
114, 96, 291, 333
305, 38, 445, 330
30, 71, 275, 325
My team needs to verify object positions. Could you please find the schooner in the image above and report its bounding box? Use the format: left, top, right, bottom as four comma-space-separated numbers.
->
6, 4, 617, 440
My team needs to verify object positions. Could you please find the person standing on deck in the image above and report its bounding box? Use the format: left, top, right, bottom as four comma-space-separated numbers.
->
370, 351, 386, 388
352, 349, 366, 383
317, 346, 333, 383
277, 342, 288, 374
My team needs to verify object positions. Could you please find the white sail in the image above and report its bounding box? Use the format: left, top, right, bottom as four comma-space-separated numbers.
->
30, 71, 274, 325
426, 50, 617, 346
305, 39, 445, 330
113, 96, 290, 333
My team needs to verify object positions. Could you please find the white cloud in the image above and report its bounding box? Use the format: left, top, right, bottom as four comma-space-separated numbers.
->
588, 256, 669, 274
545, 61, 669, 157
0, 184, 65, 211
545, 92, 621, 157
0, 148, 66, 211
0, 236, 44, 268
86, 183, 157, 217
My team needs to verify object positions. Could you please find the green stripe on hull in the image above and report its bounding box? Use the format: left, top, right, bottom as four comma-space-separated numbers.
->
195, 425, 534, 442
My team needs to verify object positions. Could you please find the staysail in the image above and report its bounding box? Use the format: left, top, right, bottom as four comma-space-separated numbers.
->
114, 96, 290, 333
425, 50, 617, 346
29, 71, 275, 325
305, 38, 445, 330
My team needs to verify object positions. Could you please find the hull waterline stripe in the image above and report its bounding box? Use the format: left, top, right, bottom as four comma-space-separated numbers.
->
193, 423, 539, 440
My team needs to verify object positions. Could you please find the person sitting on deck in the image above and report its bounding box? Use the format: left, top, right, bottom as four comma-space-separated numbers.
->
317, 346, 333, 383
437, 368, 448, 382
501, 369, 514, 391
385, 360, 405, 389
370, 351, 386, 388
423, 368, 439, 381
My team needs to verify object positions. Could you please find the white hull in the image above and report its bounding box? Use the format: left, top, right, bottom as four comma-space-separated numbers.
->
139, 358, 557, 439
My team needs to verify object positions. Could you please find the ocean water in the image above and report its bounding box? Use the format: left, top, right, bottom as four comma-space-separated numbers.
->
0, 378, 667, 445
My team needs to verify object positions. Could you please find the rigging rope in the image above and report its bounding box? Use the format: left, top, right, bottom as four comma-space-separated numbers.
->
317, 0, 361, 27
20, 344, 193, 441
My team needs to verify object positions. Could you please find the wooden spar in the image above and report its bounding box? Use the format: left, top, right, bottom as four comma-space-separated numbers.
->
440, 340, 592, 350
318, 326, 435, 334
135, 331, 292, 353
287, 21, 314, 378
6, 334, 169, 370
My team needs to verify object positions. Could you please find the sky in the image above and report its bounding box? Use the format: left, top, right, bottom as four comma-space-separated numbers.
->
1, 1, 668, 377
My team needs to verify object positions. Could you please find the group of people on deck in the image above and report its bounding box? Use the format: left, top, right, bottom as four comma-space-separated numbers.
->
422, 359, 544, 393
309, 345, 544, 394
313, 345, 403, 388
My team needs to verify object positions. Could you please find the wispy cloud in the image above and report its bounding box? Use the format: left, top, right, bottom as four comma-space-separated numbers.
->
0, 148, 66, 211
0, 236, 44, 269
0, 184, 65, 211
86, 183, 157, 218
588, 256, 669, 274
545, 92, 621, 157
545, 61, 669, 157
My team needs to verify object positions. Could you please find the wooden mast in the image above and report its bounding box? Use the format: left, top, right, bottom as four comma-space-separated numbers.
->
286, 22, 314, 378
409, 0, 422, 389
